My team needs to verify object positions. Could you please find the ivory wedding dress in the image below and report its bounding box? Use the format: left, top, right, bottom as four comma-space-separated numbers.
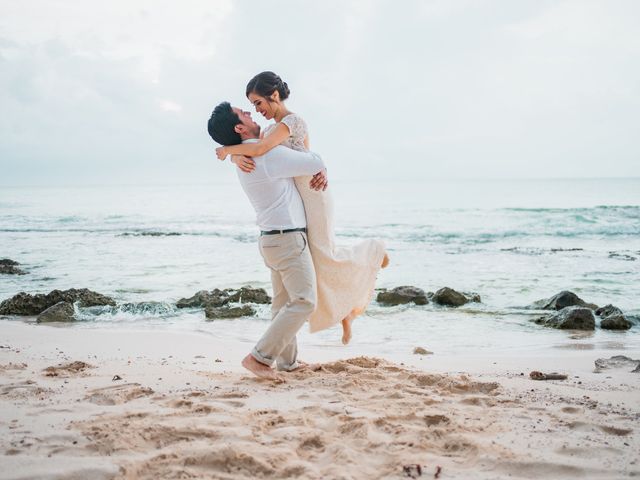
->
263, 113, 386, 333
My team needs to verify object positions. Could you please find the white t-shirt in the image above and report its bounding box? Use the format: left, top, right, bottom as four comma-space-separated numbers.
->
236, 140, 325, 231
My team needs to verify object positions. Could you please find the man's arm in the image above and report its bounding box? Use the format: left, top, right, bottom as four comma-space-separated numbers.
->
263, 146, 325, 179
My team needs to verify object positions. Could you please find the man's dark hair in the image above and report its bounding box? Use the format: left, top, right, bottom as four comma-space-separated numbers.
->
207, 101, 242, 146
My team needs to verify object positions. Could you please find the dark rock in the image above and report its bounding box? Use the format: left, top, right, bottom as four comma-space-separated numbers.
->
0, 264, 26, 275
534, 306, 596, 330
530, 291, 598, 311
608, 252, 636, 261
177, 286, 271, 309
595, 304, 623, 318
594, 355, 640, 372
0, 289, 115, 315
176, 289, 229, 308
600, 314, 632, 330
37, 301, 75, 323
432, 287, 480, 307
205, 305, 256, 319
0, 259, 20, 266
376, 286, 428, 306
226, 287, 270, 304
413, 347, 433, 355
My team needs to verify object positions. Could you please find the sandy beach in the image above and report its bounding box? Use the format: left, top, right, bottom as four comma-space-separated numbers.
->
0, 321, 637, 480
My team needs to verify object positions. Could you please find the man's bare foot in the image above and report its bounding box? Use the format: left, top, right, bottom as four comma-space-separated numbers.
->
381, 252, 390, 269
241, 354, 284, 382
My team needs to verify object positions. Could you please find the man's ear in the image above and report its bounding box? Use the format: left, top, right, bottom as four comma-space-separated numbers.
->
234, 124, 245, 135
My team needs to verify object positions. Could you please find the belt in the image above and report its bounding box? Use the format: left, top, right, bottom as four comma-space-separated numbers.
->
260, 227, 307, 236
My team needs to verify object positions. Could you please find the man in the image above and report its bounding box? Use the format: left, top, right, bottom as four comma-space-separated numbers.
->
207, 102, 326, 381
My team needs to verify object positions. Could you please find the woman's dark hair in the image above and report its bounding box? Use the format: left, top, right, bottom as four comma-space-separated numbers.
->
207, 101, 242, 146
246, 71, 290, 101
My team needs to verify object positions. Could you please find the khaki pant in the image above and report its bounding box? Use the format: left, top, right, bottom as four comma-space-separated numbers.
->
252, 231, 317, 371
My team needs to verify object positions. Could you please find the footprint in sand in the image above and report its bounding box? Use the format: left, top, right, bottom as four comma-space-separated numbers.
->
0, 362, 28, 372
567, 421, 633, 436
560, 406, 581, 414
85, 383, 154, 405
42, 361, 95, 378
0, 380, 49, 399
460, 396, 497, 407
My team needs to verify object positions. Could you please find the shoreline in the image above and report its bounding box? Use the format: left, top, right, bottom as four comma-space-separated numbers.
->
1, 321, 638, 479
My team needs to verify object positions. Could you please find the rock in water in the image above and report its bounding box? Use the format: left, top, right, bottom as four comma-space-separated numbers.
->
595, 304, 623, 318
530, 290, 597, 310
176, 289, 229, 308
376, 286, 428, 306
432, 287, 480, 307
37, 302, 75, 322
226, 287, 270, 304
534, 306, 596, 330
0, 289, 115, 315
594, 355, 640, 372
600, 314, 632, 330
594, 304, 632, 330
0, 258, 26, 275
177, 286, 271, 309
205, 305, 256, 319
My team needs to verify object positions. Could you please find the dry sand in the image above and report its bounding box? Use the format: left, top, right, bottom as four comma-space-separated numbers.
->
0, 321, 638, 479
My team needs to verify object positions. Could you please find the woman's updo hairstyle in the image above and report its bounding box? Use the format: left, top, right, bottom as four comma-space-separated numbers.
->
246, 71, 290, 101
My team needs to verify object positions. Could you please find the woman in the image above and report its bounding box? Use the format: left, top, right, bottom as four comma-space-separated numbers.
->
217, 71, 389, 344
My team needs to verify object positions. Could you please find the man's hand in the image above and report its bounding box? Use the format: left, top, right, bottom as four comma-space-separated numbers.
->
215, 146, 227, 160
309, 169, 328, 191
232, 155, 256, 173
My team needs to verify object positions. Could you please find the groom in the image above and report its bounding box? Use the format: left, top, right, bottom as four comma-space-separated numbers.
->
207, 102, 326, 380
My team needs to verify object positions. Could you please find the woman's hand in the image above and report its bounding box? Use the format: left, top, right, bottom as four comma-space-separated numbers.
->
309, 169, 328, 191
232, 155, 256, 173
215, 147, 228, 160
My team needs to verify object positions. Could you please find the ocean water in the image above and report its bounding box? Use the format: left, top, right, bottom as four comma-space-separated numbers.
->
1, 179, 639, 358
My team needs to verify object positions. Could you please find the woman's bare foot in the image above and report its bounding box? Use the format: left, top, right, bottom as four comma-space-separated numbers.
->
381, 252, 390, 269
341, 316, 354, 345
241, 354, 284, 382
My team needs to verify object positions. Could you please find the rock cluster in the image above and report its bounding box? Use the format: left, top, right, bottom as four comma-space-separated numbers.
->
0, 289, 115, 316
531, 292, 634, 331
177, 286, 269, 319
376, 286, 480, 307
0, 259, 26, 275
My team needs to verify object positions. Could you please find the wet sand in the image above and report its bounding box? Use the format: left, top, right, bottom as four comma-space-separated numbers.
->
0, 321, 638, 479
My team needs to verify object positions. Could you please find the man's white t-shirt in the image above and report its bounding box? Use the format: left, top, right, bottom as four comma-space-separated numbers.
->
236, 139, 325, 231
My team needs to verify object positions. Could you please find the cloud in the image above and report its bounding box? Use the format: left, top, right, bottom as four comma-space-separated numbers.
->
1, 0, 639, 185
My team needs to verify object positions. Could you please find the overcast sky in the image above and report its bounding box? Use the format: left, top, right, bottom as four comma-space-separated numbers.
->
1, 0, 639, 186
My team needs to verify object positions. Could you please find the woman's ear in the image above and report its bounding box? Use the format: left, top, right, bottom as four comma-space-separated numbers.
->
270, 90, 280, 103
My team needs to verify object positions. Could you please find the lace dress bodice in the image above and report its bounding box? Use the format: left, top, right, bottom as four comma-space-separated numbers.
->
263, 113, 308, 152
